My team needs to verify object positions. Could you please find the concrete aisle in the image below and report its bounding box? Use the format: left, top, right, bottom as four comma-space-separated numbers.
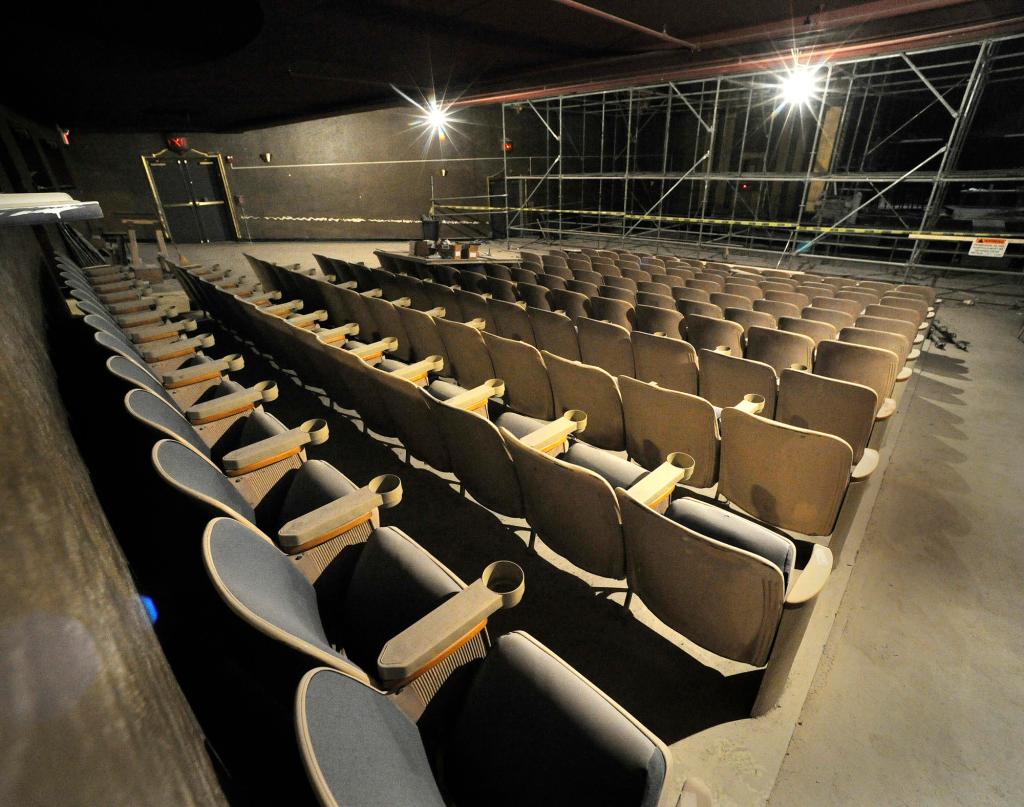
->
769, 302, 1024, 806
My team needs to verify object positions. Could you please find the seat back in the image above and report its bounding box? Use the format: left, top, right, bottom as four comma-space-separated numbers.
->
363, 296, 414, 361
590, 296, 635, 330
803, 306, 856, 331
839, 326, 909, 365
371, 367, 453, 471
578, 318, 636, 378
776, 369, 876, 464
725, 308, 776, 335
698, 349, 778, 415
617, 492, 785, 666
549, 289, 591, 322
711, 292, 753, 312
517, 282, 551, 311
855, 315, 917, 345
455, 290, 492, 327
502, 429, 627, 578
745, 326, 815, 374
544, 351, 625, 451
488, 298, 537, 346
630, 331, 698, 394
765, 290, 810, 309
483, 332, 555, 420
673, 286, 710, 303
445, 631, 671, 807
719, 408, 852, 535
124, 387, 212, 458
485, 276, 519, 303
619, 376, 718, 486
812, 296, 862, 317
427, 395, 526, 518
395, 305, 450, 365
753, 298, 801, 320
865, 303, 921, 328
814, 340, 898, 415
529, 308, 580, 361
635, 305, 684, 339
778, 316, 836, 346
724, 283, 763, 301
686, 315, 744, 355
435, 318, 496, 388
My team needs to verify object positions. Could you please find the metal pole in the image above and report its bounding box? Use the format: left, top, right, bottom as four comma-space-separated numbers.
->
728, 84, 754, 246
655, 85, 674, 249
697, 78, 721, 250
501, 102, 510, 248
621, 89, 634, 242
598, 92, 607, 241
558, 96, 564, 243
907, 40, 993, 272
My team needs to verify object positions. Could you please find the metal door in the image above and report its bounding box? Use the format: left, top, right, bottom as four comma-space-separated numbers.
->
143, 150, 240, 243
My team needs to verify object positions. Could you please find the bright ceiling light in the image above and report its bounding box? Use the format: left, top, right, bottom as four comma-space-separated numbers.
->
778, 66, 820, 107
425, 100, 449, 132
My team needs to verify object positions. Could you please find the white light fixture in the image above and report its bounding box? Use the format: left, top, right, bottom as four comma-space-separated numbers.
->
778, 66, 820, 108
423, 98, 450, 140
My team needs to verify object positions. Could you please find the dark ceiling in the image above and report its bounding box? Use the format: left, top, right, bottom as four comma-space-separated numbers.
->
4, 0, 1022, 132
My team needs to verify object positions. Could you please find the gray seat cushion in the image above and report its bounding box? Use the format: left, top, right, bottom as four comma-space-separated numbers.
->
425, 379, 466, 401
447, 632, 667, 807
155, 439, 256, 523
667, 497, 796, 580
494, 411, 548, 439
299, 669, 446, 807
207, 518, 344, 663
564, 442, 647, 490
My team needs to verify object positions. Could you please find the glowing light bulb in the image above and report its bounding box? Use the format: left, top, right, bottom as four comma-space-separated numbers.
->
779, 67, 819, 107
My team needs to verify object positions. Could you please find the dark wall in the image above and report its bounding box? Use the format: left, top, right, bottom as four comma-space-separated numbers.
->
0, 107, 226, 806
69, 104, 508, 241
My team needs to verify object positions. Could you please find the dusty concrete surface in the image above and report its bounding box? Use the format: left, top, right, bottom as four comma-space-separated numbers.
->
769, 302, 1024, 807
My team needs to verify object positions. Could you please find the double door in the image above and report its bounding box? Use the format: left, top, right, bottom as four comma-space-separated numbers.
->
143, 150, 239, 243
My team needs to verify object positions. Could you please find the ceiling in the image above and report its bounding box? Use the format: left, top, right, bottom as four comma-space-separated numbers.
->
4, 0, 1022, 132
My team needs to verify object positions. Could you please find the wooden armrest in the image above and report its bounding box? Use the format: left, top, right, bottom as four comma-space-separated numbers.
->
316, 323, 359, 344
160, 354, 244, 389
336, 280, 358, 290
277, 474, 402, 552
221, 419, 329, 476
185, 381, 278, 425
129, 318, 198, 344
389, 355, 445, 383
626, 453, 695, 509
519, 410, 587, 454
140, 334, 215, 362
245, 290, 283, 305
733, 394, 766, 415
348, 337, 398, 362
785, 544, 832, 605
287, 310, 329, 329
465, 317, 486, 330
423, 306, 446, 318
264, 299, 304, 317
377, 560, 524, 688
98, 290, 141, 304
361, 288, 383, 298
445, 379, 505, 413
391, 296, 412, 308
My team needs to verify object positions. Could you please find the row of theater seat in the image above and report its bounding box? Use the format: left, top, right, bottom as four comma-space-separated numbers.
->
235, 255, 897, 488
163, 254, 848, 719
59, 255, 709, 807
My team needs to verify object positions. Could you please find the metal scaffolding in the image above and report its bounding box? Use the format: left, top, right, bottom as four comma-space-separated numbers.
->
440, 31, 1024, 279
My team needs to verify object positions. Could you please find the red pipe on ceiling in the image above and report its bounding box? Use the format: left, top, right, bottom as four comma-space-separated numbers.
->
452, 14, 1024, 108
548, 0, 697, 50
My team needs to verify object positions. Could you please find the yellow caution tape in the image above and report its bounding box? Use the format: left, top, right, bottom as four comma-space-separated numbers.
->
433, 203, 1021, 240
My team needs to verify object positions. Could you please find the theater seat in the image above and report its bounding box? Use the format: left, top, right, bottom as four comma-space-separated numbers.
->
296, 632, 694, 807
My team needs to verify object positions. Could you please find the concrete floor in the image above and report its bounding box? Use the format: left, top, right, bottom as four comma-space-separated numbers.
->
769, 302, 1024, 807
144, 240, 1024, 805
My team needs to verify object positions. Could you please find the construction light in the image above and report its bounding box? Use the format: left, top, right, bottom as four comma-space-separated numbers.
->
778, 66, 820, 108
